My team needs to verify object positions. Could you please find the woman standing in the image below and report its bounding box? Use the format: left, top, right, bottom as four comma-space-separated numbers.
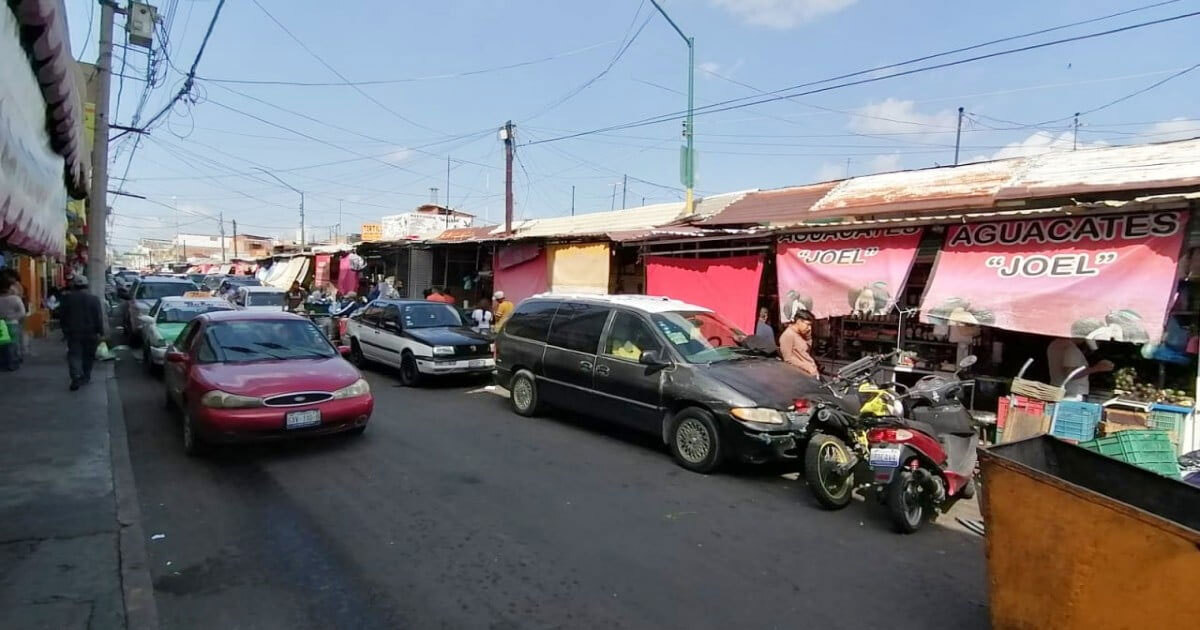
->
0, 276, 26, 371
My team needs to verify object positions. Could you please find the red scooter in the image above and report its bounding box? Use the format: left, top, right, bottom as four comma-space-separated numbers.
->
865, 355, 979, 533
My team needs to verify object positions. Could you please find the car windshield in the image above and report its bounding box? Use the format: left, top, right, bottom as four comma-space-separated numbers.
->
246, 292, 285, 306
156, 303, 231, 323
203, 320, 335, 362
136, 282, 192, 300
400, 303, 463, 328
650, 310, 749, 364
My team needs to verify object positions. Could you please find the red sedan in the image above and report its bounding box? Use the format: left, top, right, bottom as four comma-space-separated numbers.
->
163, 310, 373, 455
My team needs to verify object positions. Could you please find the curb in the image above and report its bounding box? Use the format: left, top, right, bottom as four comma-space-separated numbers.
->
106, 367, 161, 630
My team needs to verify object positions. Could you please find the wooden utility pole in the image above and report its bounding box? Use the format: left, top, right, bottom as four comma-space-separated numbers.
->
571, 185, 575, 216
232, 220, 238, 258
502, 121, 514, 233
954, 106, 964, 165
622, 174, 628, 209
219, 212, 226, 262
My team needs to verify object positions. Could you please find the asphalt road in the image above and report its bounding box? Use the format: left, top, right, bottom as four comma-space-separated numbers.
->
114, 353, 989, 630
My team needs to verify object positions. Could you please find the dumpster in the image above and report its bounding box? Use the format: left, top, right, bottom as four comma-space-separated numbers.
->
979, 436, 1200, 629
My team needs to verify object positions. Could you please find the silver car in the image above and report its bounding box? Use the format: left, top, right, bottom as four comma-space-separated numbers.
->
121, 277, 200, 343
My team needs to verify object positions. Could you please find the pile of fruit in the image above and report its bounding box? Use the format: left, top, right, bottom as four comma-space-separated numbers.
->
1112, 367, 1195, 406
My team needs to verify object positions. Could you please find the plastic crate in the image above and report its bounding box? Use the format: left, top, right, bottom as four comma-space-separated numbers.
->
1148, 404, 1189, 446
998, 395, 1049, 430
1079, 430, 1182, 479
1050, 401, 1101, 442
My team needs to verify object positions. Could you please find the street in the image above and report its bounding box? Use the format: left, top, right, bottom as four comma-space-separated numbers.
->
115, 353, 989, 630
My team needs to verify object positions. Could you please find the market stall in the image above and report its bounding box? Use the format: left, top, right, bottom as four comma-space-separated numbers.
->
646, 254, 764, 333
493, 243, 548, 305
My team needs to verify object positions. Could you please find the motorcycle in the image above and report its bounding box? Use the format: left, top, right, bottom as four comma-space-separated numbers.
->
798, 351, 904, 509
865, 354, 979, 533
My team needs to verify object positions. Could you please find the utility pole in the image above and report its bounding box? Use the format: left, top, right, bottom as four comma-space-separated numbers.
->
87, 1, 118, 297
337, 199, 343, 243
1073, 112, 1080, 150
501, 121, 514, 233
571, 185, 575, 216
232, 220, 238, 259
254, 167, 304, 247
649, 0, 695, 214
219, 212, 227, 262
954, 106, 964, 165
622, 174, 628, 209
446, 156, 451, 209
610, 183, 617, 211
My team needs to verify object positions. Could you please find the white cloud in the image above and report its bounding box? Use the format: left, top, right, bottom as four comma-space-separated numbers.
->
383, 147, 413, 165
984, 131, 1105, 161
710, 0, 857, 29
1142, 117, 1200, 142
868, 153, 902, 173
698, 59, 746, 80
849, 98, 958, 136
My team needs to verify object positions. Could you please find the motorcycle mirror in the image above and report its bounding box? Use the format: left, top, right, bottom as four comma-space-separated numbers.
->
957, 355, 978, 370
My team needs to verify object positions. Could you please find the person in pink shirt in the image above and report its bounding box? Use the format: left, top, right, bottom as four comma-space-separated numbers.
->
779, 310, 819, 378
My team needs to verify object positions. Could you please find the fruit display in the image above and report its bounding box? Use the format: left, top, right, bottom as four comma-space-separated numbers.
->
1112, 366, 1194, 406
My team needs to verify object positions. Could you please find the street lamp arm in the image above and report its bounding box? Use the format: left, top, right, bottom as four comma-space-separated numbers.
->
648, 0, 691, 44
253, 167, 301, 194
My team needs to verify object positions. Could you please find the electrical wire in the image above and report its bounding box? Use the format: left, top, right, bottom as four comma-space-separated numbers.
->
526, 8, 1200, 145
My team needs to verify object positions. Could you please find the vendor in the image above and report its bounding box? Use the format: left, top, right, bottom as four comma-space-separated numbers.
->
1047, 337, 1114, 398
780, 310, 819, 378
285, 281, 308, 313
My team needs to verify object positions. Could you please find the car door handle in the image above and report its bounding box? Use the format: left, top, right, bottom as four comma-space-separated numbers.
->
579, 360, 593, 371
595, 365, 610, 377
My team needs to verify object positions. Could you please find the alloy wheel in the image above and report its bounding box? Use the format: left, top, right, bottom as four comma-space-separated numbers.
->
512, 377, 533, 411
676, 418, 711, 464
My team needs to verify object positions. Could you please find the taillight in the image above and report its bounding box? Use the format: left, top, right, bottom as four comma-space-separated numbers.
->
793, 398, 812, 413
868, 428, 914, 443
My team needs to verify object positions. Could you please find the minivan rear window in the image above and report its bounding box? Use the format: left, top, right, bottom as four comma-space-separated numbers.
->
504, 300, 558, 341
547, 303, 610, 354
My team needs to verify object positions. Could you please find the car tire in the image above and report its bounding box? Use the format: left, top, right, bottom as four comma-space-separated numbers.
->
669, 408, 723, 474
509, 369, 540, 417
399, 353, 423, 387
181, 408, 207, 457
349, 338, 368, 368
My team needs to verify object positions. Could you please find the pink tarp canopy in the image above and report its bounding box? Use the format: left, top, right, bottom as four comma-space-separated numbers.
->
645, 255, 764, 333
494, 246, 548, 306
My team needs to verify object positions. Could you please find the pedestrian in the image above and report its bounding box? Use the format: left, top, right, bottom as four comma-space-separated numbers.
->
754, 307, 775, 342
779, 309, 819, 378
58, 275, 105, 390
0, 276, 26, 371
1, 270, 26, 365
285, 280, 308, 313
1047, 336, 1114, 399
422, 287, 435, 300
470, 297, 494, 333
492, 290, 513, 332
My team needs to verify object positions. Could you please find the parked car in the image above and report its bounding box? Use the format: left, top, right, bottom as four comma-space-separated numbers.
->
343, 299, 493, 386
163, 310, 373, 455
200, 274, 229, 294
121, 276, 201, 344
494, 294, 822, 473
234, 285, 287, 311
140, 296, 235, 372
112, 269, 140, 289
215, 276, 262, 299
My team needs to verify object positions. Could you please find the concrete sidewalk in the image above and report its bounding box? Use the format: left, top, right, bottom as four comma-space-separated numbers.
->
0, 338, 157, 629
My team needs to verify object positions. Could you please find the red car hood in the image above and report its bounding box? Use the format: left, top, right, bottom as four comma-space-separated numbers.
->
195, 358, 361, 397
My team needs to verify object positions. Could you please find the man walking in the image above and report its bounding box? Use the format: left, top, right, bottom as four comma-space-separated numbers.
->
59, 276, 105, 390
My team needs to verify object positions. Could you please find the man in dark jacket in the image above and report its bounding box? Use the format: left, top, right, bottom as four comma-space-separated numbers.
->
59, 275, 105, 390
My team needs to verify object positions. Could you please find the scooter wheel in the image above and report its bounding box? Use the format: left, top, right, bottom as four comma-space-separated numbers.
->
886, 466, 926, 534
804, 433, 854, 510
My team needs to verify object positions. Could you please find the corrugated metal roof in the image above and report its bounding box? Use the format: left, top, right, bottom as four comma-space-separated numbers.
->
996, 137, 1200, 201
504, 191, 749, 240
430, 226, 498, 242
809, 159, 1016, 218
699, 181, 840, 226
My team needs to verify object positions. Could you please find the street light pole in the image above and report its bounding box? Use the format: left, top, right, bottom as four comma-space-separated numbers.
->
649, 0, 695, 215
254, 168, 305, 247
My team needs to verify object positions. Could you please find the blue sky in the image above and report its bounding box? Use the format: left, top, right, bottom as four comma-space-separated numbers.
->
66, 0, 1200, 250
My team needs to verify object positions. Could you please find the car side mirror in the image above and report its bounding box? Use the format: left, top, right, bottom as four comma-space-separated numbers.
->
639, 349, 669, 369
165, 350, 189, 364
338, 345, 352, 357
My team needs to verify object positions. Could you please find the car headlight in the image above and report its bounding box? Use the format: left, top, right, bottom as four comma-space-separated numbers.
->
332, 378, 370, 399
432, 346, 455, 356
730, 407, 786, 425
199, 390, 264, 408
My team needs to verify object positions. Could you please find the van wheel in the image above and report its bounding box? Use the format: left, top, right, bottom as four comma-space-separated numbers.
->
399, 353, 423, 387
669, 408, 723, 473
349, 338, 367, 368
509, 370, 540, 417
182, 409, 207, 457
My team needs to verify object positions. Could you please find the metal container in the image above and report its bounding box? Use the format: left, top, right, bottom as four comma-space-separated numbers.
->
979, 436, 1200, 629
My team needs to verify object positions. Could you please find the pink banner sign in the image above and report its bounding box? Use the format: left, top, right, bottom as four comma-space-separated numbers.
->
646, 255, 764, 333
314, 254, 331, 288
776, 228, 923, 321
920, 212, 1187, 343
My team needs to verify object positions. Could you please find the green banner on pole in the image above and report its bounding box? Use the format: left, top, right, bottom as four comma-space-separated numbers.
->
679, 145, 694, 187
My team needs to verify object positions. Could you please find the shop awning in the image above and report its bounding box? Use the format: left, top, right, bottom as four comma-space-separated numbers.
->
494, 246, 548, 305
547, 242, 610, 294
919, 212, 1188, 343
646, 255, 764, 333
775, 228, 923, 321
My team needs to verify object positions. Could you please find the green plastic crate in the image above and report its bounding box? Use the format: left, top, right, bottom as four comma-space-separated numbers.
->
1148, 404, 1189, 446
1078, 430, 1182, 479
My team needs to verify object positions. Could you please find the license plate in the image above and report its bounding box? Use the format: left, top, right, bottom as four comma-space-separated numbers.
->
468, 359, 488, 368
285, 409, 321, 429
869, 446, 902, 468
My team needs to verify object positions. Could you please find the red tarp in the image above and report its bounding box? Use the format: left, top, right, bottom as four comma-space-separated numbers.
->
646, 255, 764, 333
920, 212, 1187, 343
336, 255, 359, 296
314, 254, 331, 289
494, 249, 548, 306
776, 228, 923, 321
